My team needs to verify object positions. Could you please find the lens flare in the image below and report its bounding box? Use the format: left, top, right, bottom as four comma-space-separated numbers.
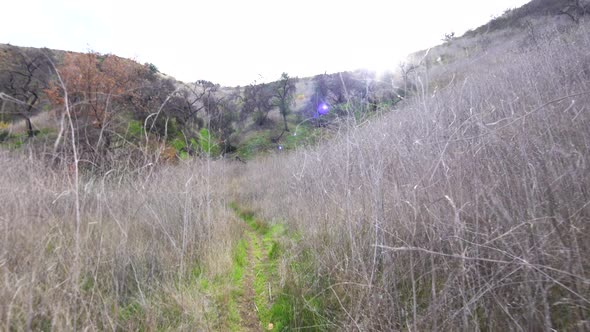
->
317, 103, 329, 115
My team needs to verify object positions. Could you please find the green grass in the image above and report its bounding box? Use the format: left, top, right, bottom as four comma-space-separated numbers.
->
171, 240, 247, 331
247, 230, 272, 326
226, 238, 249, 330
235, 119, 323, 160
126, 120, 144, 139
231, 239, 247, 283
231, 203, 315, 330
0, 128, 55, 148
283, 123, 320, 149
111, 202, 327, 331
199, 128, 221, 157
237, 131, 273, 160
113, 244, 248, 331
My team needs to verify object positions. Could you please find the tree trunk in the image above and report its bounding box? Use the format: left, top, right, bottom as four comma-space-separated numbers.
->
24, 95, 39, 138
19, 114, 35, 138
283, 112, 289, 132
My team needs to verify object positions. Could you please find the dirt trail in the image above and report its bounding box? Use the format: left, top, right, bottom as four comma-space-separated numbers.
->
237, 230, 264, 331
226, 203, 284, 331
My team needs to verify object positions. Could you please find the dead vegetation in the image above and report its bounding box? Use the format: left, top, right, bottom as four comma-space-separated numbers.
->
1, 5, 589, 332
0, 154, 243, 330
235, 19, 590, 330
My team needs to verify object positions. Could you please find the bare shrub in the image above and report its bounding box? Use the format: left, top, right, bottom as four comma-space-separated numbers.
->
235, 21, 590, 330
0, 153, 241, 330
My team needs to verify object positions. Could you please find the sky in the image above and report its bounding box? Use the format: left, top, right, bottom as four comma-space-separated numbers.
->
1, 0, 530, 86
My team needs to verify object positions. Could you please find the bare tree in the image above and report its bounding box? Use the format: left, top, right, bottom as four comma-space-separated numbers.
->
273, 72, 298, 131
243, 82, 274, 126
442, 32, 456, 43
169, 80, 219, 134
207, 90, 239, 152
0, 46, 54, 137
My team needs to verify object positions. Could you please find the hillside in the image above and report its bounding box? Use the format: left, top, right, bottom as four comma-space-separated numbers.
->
1, 43, 399, 164
1, 0, 590, 331
465, 0, 585, 35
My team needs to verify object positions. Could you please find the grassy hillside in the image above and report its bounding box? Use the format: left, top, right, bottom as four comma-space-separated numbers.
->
235, 13, 590, 331
1, 1, 589, 331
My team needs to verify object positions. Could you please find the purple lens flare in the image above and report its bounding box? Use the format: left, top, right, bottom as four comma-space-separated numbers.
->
317, 103, 329, 115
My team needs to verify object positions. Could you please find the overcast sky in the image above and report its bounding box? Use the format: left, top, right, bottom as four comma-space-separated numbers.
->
1, 0, 529, 86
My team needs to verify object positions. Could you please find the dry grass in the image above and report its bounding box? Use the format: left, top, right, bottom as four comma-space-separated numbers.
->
1, 16, 590, 332
0, 154, 242, 330
235, 20, 590, 330
6, 110, 57, 135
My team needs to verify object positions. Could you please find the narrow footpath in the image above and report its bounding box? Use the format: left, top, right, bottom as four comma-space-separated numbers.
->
236, 229, 266, 330
231, 205, 282, 331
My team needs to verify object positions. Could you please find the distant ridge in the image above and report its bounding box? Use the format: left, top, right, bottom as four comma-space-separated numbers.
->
465, 0, 575, 36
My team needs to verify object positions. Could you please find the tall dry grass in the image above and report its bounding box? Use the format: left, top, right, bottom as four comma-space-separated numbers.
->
236, 21, 590, 330
0, 153, 241, 330
1, 16, 589, 332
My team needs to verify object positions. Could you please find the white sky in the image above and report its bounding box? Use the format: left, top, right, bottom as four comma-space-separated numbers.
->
1, 0, 529, 86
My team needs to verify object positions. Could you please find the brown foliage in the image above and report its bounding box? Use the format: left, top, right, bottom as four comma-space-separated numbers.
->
45, 52, 151, 165
46, 52, 146, 128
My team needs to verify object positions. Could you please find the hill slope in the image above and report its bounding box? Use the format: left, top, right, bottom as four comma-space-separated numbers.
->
234, 4, 590, 331
1, 0, 590, 330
